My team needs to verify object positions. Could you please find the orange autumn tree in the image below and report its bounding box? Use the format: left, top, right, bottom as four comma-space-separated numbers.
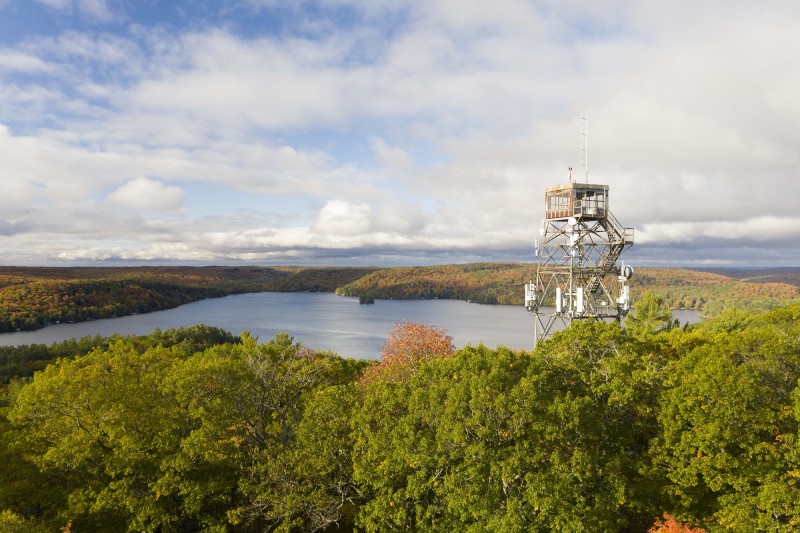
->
359, 322, 455, 386
649, 513, 707, 533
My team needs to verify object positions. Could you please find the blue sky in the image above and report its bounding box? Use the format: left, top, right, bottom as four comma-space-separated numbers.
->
1, 0, 799, 266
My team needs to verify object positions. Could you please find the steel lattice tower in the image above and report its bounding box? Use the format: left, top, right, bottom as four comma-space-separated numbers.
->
524, 181, 634, 346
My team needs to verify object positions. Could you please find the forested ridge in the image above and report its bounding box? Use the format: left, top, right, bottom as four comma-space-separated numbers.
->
336, 262, 526, 304
336, 264, 800, 316
1, 264, 798, 333
1, 298, 800, 531
0, 266, 379, 332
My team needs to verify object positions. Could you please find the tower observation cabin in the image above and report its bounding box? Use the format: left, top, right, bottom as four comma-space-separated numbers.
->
546, 182, 608, 221
525, 178, 634, 346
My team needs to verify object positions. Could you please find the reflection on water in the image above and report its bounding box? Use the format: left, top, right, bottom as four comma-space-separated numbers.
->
0, 292, 702, 359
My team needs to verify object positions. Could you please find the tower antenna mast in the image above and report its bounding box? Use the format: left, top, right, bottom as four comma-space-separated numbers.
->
580, 113, 589, 183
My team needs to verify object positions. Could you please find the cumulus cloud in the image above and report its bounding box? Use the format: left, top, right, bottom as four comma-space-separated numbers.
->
313, 200, 372, 237
107, 177, 185, 213
0, 0, 799, 265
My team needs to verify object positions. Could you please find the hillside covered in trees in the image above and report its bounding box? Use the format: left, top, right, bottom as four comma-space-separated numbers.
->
336, 264, 800, 316
0, 266, 378, 332
336, 263, 527, 305
1, 299, 799, 531
1, 265, 798, 334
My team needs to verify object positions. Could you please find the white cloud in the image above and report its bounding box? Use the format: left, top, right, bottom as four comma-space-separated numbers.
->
313, 200, 372, 236
124, 30, 349, 131
33, 0, 70, 9
107, 177, 185, 212
0, 50, 53, 72
637, 217, 800, 245
76, 0, 114, 21
370, 137, 413, 170
1, 0, 800, 265
40, 32, 143, 67
33, 0, 115, 21
0, 180, 37, 216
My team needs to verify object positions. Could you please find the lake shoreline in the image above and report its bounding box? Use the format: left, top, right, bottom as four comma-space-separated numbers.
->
6, 264, 778, 334
3, 288, 707, 335
0, 292, 704, 358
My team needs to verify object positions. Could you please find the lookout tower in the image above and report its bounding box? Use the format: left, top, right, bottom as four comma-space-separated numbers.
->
524, 122, 634, 346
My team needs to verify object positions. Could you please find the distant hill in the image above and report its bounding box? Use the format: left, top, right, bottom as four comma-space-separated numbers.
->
0, 266, 379, 332
1, 264, 798, 332
691, 267, 800, 287
337, 264, 800, 317
335, 262, 530, 305
635, 267, 800, 315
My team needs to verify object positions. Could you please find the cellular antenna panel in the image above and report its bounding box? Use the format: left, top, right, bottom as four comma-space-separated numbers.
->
524, 119, 634, 345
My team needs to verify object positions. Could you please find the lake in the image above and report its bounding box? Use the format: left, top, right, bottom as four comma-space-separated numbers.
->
0, 292, 702, 359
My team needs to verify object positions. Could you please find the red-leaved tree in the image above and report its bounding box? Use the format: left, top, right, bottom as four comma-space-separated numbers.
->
649, 513, 707, 533
358, 322, 455, 387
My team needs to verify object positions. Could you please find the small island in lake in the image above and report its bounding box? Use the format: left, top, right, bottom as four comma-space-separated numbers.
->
359, 293, 375, 304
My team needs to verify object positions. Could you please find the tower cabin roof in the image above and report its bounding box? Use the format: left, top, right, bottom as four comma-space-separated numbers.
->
545, 182, 609, 221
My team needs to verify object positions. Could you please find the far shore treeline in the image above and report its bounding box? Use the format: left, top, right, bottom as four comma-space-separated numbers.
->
1, 298, 800, 531
1, 264, 799, 333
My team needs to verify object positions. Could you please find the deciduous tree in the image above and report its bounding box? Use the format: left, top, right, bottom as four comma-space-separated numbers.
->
358, 322, 454, 386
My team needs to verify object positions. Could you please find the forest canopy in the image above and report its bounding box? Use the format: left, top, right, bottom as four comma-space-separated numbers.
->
1, 301, 800, 531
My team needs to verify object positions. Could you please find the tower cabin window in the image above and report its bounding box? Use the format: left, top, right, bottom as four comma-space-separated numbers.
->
547, 191, 570, 214
545, 184, 608, 220
574, 189, 606, 217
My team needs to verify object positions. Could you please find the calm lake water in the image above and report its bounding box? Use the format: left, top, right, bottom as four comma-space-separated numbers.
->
0, 292, 702, 359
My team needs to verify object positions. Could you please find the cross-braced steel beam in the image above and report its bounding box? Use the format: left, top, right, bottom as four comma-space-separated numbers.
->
524, 182, 634, 346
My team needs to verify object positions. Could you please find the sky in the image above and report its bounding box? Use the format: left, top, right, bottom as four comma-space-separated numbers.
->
0, 0, 799, 267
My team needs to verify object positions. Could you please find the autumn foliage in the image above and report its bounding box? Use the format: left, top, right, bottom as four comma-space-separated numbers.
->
358, 322, 455, 386
337, 263, 800, 314
649, 513, 707, 532
3, 265, 799, 333
337, 263, 528, 304
4, 302, 800, 530
0, 266, 378, 332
